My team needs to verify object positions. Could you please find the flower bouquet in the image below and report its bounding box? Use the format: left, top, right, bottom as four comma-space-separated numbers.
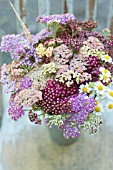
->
1, 12, 113, 139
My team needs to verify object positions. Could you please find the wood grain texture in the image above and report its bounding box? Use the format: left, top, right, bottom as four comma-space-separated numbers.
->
93, 0, 110, 32
50, 0, 63, 14
64, 0, 68, 13
0, 0, 16, 125
108, 0, 113, 34
37, 0, 50, 30
65, 0, 74, 13
63, 0, 74, 13
89, 0, 95, 20
27, 0, 38, 34
74, 0, 87, 20
14, 0, 28, 33
110, 17, 113, 34
19, 0, 26, 19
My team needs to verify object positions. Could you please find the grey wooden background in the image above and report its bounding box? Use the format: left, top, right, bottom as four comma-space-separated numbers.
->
0, 0, 113, 170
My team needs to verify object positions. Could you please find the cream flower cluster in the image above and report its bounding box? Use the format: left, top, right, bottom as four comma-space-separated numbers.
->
36, 43, 53, 58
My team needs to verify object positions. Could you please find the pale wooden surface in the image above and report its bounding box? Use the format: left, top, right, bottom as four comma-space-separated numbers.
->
0, 107, 113, 170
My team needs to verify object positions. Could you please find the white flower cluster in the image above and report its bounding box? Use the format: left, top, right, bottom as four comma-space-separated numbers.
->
41, 62, 58, 77
45, 114, 68, 127
79, 67, 113, 116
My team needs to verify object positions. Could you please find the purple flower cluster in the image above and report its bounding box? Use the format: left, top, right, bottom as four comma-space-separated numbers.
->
36, 13, 76, 25
0, 34, 27, 60
59, 94, 96, 138
70, 94, 96, 125
0, 29, 54, 66
59, 123, 80, 139
8, 94, 24, 121
20, 77, 32, 90
32, 28, 53, 44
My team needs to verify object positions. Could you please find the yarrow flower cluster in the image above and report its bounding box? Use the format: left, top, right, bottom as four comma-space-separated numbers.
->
1, 13, 113, 139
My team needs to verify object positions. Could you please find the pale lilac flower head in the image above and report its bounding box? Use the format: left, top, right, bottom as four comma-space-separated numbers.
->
36, 13, 76, 25
0, 34, 27, 60
70, 94, 96, 125
20, 77, 32, 90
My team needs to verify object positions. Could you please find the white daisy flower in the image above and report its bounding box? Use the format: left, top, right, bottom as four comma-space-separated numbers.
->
94, 104, 104, 116
94, 82, 106, 95
89, 91, 95, 97
99, 67, 111, 76
95, 97, 100, 105
107, 89, 113, 100
106, 101, 113, 112
99, 74, 111, 83
101, 55, 112, 63
79, 83, 91, 93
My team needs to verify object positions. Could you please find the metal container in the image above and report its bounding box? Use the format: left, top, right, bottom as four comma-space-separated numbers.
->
48, 125, 76, 146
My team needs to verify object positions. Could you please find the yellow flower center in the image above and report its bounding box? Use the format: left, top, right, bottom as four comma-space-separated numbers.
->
103, 75, 108, 80
82, 87, 87, 92
109, 91, 113, 97
90, 90, 93, 94
108, 103, 113, 109
103, 69, 108, 74
96, 101, 99, 105
95, 106, 101, 112
97, 85, 103, 91
104, 55, 110, 60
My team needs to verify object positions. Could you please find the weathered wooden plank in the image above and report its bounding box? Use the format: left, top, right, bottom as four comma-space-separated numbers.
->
14, 0, 28, 33
110, 17, 113, 35
64, 0, 74, 14
27, 0, 38, 34
0, 0, 16, 126
85, 0, 90, 20
63, 0, 68, 13
74, 0, 87, 20
93, 0, 97, 21
89, 0, 95, 20
37, 0, 50, 30
107, 0, 113, 34
38, 0, 50, 15
49, 0, 63, 14
93, 0, 110, 32
0, 0, 16, 38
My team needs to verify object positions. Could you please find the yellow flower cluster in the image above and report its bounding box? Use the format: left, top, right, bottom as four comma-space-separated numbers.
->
41, 62, 58, 77
36, 43, 46, 58
80, 45, 105, 58
46, 46, 53, 57
36, 43, 53, 58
